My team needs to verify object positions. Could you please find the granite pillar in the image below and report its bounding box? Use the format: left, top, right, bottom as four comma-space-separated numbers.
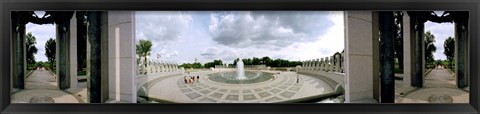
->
402, 11, 414, 87
319, 58, 324, 71
87, 11, 103, 103
379, 11, 395, 103
107, 11, 136, 103
56, 12, 75, 90
69, 12, 78, 88
455, 18, 468, 88
344, 11, 377, 103
15, 14, 26, 90
413, 15, 425, 88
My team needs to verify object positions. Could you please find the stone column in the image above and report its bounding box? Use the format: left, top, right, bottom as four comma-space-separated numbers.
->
413, 13, 425, 88
403, 11, 414, 87
344, 11, 377, 103
87, 11, 104, 103
69, 12, 78, 88
15, 13, 26, 89
324, 57, 329, 71
319, 58, 324, 71
455, 16, 468, 88
56, 12, 75, 90
107, 11, 136, 103
304, 60, 308, 70
301, 61, 305, 71
310, 59, 315, 71
330, 56, 335, 72
335, 55, 341, 72
379, 11, 395, 103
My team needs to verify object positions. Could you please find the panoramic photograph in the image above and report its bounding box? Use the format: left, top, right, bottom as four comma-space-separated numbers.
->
135, 11, 346, 103
9, 11, 469, 104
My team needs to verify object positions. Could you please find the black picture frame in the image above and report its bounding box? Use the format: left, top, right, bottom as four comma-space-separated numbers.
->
1, 0, 478, 114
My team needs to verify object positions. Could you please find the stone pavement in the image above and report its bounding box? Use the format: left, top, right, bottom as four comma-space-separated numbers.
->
11, 69, 83, 103
147, 71, 335, 103
395, 67, 469, 103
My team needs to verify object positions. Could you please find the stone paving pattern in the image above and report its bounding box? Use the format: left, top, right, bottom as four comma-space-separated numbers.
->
147, 71, 335, 103
395, 67, 469, 103
11, 69, 84, 103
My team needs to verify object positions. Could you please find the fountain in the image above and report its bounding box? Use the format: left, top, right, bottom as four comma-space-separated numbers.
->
207, 58, 273, 84
236, 58, 246, 80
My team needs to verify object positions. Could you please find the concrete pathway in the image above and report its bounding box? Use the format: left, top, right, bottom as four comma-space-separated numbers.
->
25, 69, 58, 90
12, 69, 82, 103
146, 71, 336, 103
424, 67, 456, 88
395, 67, 469, 103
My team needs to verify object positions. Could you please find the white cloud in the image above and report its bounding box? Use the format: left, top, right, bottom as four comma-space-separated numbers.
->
136, 11, 194, 64
208, 11, 334, 50
26, 23, 56, 62
425, 21, 454, 60
136, 11, 344, 64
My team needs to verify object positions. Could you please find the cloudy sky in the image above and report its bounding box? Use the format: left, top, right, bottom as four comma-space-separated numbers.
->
26, 11, 55, 62
26, 11, 454, 63
425, 20, 454, 60
136, 11, 345, 64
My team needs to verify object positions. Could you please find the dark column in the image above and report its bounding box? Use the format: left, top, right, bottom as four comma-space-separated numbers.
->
87, 11, 102, 103
55, 12, 74, 90
15, 12, 27, 90
379, 11, 395, 103
56, 22, 69, 90
11, 12, 19, 89
455, 15, 468, 88
412, 14, 425, 88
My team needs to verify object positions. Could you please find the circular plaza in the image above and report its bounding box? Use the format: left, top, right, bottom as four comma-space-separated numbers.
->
143, 70, 340, 103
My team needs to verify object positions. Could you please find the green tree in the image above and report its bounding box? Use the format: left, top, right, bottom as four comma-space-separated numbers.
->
424, 31, 437, 65
180, 63, 193, 69
443, 36, 455, 68
261, 56, 272, 66
136, 39, 153, 68
26, 32, 38, 69
45, 38, 56, 70
233, 58, 239, 66
252, 57, 261, 65
192, 62, 203, 68
204, 59, 223, 68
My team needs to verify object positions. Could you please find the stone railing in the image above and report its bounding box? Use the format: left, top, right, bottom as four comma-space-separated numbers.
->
298, 53, 344, 73
136, 60, 185, 93
137, 60, 182, 75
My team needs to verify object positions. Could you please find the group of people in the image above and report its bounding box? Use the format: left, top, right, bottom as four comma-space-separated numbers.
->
184, 75, 200, 84
271, 74, 277, 80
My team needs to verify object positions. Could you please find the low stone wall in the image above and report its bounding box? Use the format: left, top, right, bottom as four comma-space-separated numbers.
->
136, 71, 183, 91
298, 53, 344, 73
137, 61, 182, 75
298, 71, 345, 89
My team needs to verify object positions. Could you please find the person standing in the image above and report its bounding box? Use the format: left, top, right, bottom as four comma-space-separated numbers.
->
296, 75, 300, 83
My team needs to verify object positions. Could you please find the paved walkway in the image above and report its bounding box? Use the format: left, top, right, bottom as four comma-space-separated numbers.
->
11, 69, 82, 103
146, 71, 336, 103
395, 67, 469, 103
